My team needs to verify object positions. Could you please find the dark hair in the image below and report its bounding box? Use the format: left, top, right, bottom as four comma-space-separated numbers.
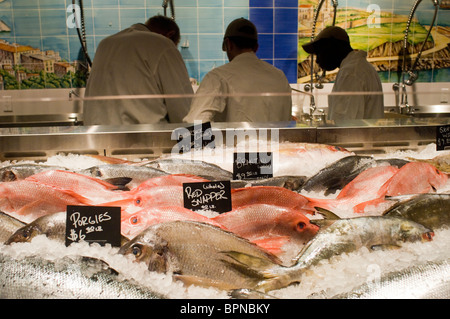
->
145, 15, 180, 45
227, 36, 258, 50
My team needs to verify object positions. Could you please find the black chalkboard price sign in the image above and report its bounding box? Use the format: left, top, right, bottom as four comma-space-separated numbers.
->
183, 181, 232, 213
172, 121, 215, 153
437, 124, 450, 151
65, 205, 121, 247
233, 152, 273, 180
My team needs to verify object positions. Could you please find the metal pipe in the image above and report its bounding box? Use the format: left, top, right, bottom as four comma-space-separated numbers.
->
162, 0, 175, 20
307, 0, 339, 117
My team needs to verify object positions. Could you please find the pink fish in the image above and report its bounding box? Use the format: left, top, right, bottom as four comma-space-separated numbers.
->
382, 162, 448, 196
121, 205, 223, 238
0, 180, 92, 222
25, 170, 128, 203
231, 186, 312, 211
131, 174, 209, 191
213, 204, 318, 260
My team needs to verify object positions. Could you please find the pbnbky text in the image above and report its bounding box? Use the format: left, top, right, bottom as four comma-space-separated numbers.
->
180, 303, 270, 316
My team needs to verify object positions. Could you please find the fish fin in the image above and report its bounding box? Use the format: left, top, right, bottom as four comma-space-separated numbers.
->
251, 236, 290, 255
104, 177, 132, 190
313, 207, 341, 220
173, 274, 238, 290
309, 219, 336, 228
221, 251, 276, 271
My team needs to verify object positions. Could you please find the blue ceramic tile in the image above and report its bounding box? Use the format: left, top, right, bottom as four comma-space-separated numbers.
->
275, 0, 298, 8
179, 35, 199, 60
38, 0, 66, 10
119, 9, 146, 28
119, 0, 146, 8
274, 58, 297, 82
91, 0, 119, 8
250, 0, 273, 8
274, 8, 298, 34
198, 8, 224, 34
250, 8, 273, 33
184, 59, 199, 82
224, 8, 249, 27
256, 34, 274, 59
225, 1, 249, 8
274, 34, 297, 59
198, 0, 222, 7
12, 0, 38, 10
93, 8, 120, 35
198, 34, 225, 60
13, 10, 41, 37
41, 10, 69, 36
176, 0, 197, 7
42, 36, 69, 57
176, 7, 198, 34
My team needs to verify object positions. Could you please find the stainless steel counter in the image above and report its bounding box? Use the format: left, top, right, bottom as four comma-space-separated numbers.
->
1, 117, 449, 162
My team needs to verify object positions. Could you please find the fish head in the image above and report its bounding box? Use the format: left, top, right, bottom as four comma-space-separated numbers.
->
121, 210, 156, 238
5, 223, 42, 244
282, 211, 320, 239
1, 169, 18, 182
118, 230, 171, 273
397, 218, 434, 244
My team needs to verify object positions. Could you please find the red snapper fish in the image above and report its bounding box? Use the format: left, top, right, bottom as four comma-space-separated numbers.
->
0, 180, 92, 223
102, 185, 185, 216
131, 174, 209, 191
231, 186, 312, 211
25, 169, 129, 203
121, 205, 223, 239
307, 162, 449, 215
212, 204, 319, 263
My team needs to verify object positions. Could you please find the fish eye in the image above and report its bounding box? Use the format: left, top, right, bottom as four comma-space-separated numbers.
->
296, 222, 306, 231
22, 229, 31, 239
131, 216, 139, 224
135, 197, 142, 206
131, 245, 142, 257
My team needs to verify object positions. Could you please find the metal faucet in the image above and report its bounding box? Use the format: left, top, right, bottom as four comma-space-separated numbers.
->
305, 0, 339, 118
162, 0, 175, 20
396, 0, 440, 115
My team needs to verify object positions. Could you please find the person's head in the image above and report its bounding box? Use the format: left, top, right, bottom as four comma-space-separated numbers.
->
222, 18, 258, 61
302, 26, 353, 71
145, 15, 181, 45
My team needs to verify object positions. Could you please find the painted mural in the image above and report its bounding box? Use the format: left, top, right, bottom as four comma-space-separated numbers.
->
298, 0, 450, 84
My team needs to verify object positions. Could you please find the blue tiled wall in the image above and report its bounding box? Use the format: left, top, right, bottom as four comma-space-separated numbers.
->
0, 0, 298, 85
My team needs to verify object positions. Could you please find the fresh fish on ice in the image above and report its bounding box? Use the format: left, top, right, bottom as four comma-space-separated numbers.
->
121, 206, 224, 239
0, 211, 26, 243
383, 193, 450, 230
0, 180, 92, 223
231, 186, 312, 212
0, 253, 164, 299
300, 155, 408, 195
132, 174, 209, 191
409, 153, 450, 173
25, 169, 129, 203
119, 220, 282, 291
230, 175, 307, 191
143, 158, 233, 181
213, 204, 318, 263
0, 163, 68, 182
77, 164, 168, 189
331, 260, 450, 299
238, 214, 434, 292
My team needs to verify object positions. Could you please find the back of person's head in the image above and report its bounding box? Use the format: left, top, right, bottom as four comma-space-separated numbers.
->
145, 15, 180, 45
223, 18, 258, 51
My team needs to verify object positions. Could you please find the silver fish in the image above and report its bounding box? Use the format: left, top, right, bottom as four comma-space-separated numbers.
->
0, 253, 164, 299
144, 158, 233, 181
77, 164, 168, 189
0, 211, 26, 243
233, 214, 434, 292
5, 211, 129, 246
119, 220, 281, 291
332, 260, 450, 299
383, 193, 450, 230
0, 164, 68, 182
230, 175, 307, 191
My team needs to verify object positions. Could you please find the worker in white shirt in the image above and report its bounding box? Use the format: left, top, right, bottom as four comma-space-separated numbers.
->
302, 26, 384, 121
83, 15, 193, 125
183, 18, 292, 123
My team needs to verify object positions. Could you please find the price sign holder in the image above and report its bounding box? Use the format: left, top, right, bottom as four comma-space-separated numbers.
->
183, 181, 232, 213
436, 124, 450, 151
233, 152, 273, 180
65, 205, 121, 247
